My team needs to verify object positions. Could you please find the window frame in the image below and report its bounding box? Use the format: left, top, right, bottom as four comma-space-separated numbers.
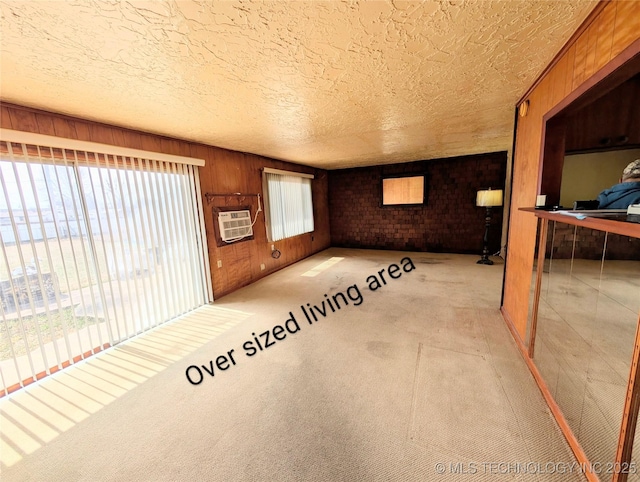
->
262, 168, 315, 242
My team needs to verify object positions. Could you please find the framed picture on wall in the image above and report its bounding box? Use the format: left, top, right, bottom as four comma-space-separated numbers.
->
380, 173, 429, 206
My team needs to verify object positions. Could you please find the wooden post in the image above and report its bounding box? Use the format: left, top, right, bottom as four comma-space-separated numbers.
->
528, 217, 548, 358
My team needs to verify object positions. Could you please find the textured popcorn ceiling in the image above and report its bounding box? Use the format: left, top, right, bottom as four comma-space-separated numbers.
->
0, 1, 597, 169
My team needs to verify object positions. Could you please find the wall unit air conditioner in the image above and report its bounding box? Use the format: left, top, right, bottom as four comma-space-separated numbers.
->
218, 210, 253, 242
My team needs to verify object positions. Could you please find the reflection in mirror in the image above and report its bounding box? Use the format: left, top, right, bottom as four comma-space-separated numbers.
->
526, 219, 544, 346
616, 232, 640, 482
532, 221, 640, 471
526, 263, 536, 347
526, 220, 555, 349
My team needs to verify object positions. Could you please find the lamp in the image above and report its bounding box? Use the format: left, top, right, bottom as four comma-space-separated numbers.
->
476, 188, 503, 265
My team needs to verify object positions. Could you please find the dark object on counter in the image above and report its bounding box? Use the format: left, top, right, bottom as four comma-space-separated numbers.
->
573, 200, 599, 210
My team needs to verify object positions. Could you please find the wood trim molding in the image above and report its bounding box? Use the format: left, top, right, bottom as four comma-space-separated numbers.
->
613, 312, 640, 482
517, 1, 609, 105
534, 41, 640, 228
527, 217, 547, 358
544, 38, 640, 122
522, 208, 640, 239
263, 167, 314, 179
0, 127, 205, 166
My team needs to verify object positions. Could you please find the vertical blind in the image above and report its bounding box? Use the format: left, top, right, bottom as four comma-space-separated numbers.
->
264, 171, 314, 242
0, 139, 209, 395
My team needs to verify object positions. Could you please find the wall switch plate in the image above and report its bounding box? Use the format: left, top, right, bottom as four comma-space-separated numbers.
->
260, 263, 266, 271
217, 260, 222, 268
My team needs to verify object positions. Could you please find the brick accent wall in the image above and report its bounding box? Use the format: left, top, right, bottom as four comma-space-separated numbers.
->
329, 152, 507, 254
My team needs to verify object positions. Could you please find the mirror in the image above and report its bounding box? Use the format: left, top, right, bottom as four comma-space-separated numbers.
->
531, 220, 640, 473
619, 230, 640, 480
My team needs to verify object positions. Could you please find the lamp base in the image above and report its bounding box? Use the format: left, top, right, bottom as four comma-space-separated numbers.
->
478, 206, 494, 266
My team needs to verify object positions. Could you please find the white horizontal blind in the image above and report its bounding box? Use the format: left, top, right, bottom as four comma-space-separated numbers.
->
0, 140, 209, 395
264, 172, 314, 242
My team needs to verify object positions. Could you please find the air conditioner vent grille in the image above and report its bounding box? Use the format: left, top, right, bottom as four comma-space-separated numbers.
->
218, 210, 252, 241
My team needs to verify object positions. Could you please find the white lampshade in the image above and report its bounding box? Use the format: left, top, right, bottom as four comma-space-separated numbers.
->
476, 189, 503, 207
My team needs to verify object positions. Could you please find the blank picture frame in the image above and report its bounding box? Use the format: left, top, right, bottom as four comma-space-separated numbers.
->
381, 174, 428, 206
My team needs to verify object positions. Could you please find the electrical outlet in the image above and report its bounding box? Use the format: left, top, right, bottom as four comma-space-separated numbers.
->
271, 244, 275, 251
260, 263, 265, 271
217, 260, 222, 268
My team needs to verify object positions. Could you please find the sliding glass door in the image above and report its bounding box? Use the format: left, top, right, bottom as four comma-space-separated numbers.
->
0, 141, 209, 395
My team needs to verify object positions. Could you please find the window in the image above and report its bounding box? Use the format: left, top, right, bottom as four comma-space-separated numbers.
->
0, 130, 210, 395
263, 168, 314, 241
381, 174, 427, 206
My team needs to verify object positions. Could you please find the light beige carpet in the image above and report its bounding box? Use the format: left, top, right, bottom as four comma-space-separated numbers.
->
1, 248, 585, 481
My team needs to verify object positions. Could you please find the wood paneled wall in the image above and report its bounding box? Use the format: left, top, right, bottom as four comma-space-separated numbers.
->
0, 104, 330, 300
502, 0, 640, 340
197, 148, 330, 298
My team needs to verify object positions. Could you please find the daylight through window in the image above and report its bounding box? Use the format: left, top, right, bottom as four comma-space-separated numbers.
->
0, 136, 209, 395
263, 169, 314, 242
